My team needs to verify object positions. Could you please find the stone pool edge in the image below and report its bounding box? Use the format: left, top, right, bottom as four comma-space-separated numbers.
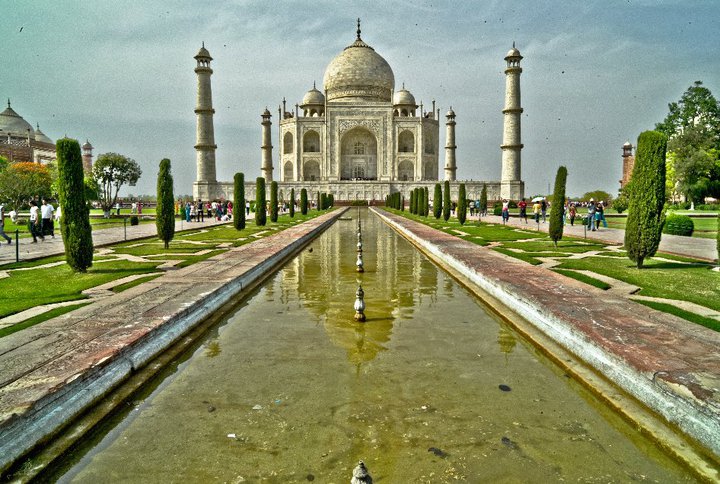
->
373, 208, 720, 471
0, 208, 347, 475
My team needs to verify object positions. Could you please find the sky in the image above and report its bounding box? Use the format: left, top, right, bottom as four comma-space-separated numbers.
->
2, 0, 719, 198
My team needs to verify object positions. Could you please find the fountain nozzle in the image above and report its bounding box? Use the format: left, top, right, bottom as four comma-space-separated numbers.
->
351, 460, 373, 484
354, 285, 366, 322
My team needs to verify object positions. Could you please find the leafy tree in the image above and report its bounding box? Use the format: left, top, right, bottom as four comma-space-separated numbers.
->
270, 181, 279, 222
433, 183, 442, 219
625, 131, 667, 268
156, 158, 175, 249
255, 177, 266, 226
656, 81, 720, 203
480, 183, 487, 216
613, 187, 629, 214
56, 138, 93, 272
0, 155, 8, 171
92, 153, 142, 217
234, 173, 245, 230
580, 190, 613, 203
289, 188, 295, 218
457, 183, 467, 225
300, 188, 308, 215
443, 181, 451, 221
549, 166, 568, 247
0, 162, 52, 209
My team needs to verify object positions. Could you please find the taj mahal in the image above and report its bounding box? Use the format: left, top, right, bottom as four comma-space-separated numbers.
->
193, 20, 524, 203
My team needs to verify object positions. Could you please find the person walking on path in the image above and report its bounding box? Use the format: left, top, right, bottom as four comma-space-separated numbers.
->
597, 201, 608, 228
569, 203, 577, 226
541, 198, 548, 223
41, 199, 55, 238
501, 199, 510, 223
0, 204, 12, 245
518, 198, 528, 223
196, 199, 204, 222
533, 200, 541, 224
29, 201, 44, 243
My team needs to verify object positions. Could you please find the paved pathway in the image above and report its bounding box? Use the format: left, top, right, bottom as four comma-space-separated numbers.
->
473, 213, 717, 262
0, 217, 232, 264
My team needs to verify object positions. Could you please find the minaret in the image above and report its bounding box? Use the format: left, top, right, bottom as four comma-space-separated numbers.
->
82, 139, 94, 173
194, 43, 217, 200
444, 107, 457, 181
261, 108, 273, 182
500, 43, 524, 200
620, 141, 635, 189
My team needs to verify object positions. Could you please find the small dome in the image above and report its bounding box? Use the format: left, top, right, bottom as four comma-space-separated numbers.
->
34, 124, 53, 144
0, 101, 34, 137
623, 141, 632, 147
323, 25, 394, 102
393, 87, 416, 106
505, 44, 522, 60
195, 43, 212, 60
82, 139, 93, 149
301, 86, 325, 106
446, 108, 456, 117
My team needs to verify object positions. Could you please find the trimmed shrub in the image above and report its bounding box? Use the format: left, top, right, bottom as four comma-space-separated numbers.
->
457, 183, 467, 225
255, 177, 266, 226
433, 183, 442, 219
317, 191, 322, 211
400, 195, 405, 211
613, 194, 629, 214
301, 188, 308, 215
443, 181, 451, 221
493, 202, 503, 216
156, 158, 175, 248
549, 166, 568, 246
662, 213, 694, 236
56, 138, 93, 272
234, 172, 245, 230
625, 131, 667, 268
130, 215, 139, 225
270, 181, 279, 222
289, 188, 295, 218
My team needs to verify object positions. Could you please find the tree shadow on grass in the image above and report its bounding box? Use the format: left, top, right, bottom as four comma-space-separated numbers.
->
634, 261, 712, 270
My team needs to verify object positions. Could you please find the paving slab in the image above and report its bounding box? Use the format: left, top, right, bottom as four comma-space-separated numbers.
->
0, 209, 345, 474
375, 208, 720, 462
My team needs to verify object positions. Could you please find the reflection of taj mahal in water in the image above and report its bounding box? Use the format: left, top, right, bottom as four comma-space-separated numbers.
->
193, 20, 524, 202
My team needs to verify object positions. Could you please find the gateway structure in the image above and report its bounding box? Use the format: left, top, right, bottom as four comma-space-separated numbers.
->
193, 21, 524, 202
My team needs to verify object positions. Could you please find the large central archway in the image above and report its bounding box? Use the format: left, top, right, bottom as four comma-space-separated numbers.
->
340, 127, 377, 180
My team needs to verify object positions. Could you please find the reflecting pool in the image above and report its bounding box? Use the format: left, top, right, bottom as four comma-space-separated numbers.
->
59, 209, 692, 482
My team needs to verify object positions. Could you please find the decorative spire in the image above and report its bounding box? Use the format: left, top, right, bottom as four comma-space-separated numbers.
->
357, 18, 361, 40
513, 41, 515, 48
202, 41, 205, 48
7, 99, 10, 108
313, 80, 316, 89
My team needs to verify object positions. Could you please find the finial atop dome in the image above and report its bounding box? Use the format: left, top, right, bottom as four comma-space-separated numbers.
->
357, 18, 361, 40
6, 99, 10, 108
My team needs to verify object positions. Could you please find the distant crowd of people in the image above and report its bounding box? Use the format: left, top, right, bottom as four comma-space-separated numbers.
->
495, 197, 608, 230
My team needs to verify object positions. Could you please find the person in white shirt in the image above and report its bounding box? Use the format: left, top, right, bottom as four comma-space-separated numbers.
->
29, 200, 44, 243
41, 199, 55, 238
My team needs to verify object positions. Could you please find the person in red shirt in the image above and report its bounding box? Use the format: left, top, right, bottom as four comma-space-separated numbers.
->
518, 198, 528, 223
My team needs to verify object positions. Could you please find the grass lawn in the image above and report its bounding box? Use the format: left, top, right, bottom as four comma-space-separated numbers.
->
605, 214, 718, 239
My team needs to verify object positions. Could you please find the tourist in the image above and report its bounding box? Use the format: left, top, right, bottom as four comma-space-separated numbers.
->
245, 201, 250, 215
185, 202, 191, 222
569, 203, 577, 226
196, 199, 204, 222
9, 208, 18, 223
469, 200, 475, 217
29, 200, 44, 243
190, 202, 197, 222
41, 199, 55, 238
518, 198, 528, 223
587, 199, 596, 231
0, 204, 12, 245
115, 202, 121, 216
597, 201, 608, 228
541, 198, 548, 223
595, 201, 604, 230
532, 199, 541, 223
54, 204, 61, 223
501, 199, 510, 223
137, 202, 143, 214
131, 202, 137, 214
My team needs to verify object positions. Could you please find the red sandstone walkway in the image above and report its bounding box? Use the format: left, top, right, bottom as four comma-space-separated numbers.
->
375, 208, 720, 468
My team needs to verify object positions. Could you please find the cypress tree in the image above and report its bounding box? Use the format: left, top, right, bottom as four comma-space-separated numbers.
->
480, 183, 488, 216
156, 158, 175, 248
433, 183, 442, 219
301, 188, 308, 215
443, 181, 451, 221
289, 188, 295, 218
716, 213, 719, 263
415, 188, 421, 214
549, 166, 568, 247
625, 131, 667, 268
458, 183, 467, 225
400, 195, 405, 211
56, 138, 93, 272
317, 191, 322, 211
410, 189, 415, 214
234, 172, 245, 230
270, 181, 279, 222
255, 177, 266, 226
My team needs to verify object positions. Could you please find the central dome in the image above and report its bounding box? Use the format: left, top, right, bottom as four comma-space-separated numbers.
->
323, 27, 394, 103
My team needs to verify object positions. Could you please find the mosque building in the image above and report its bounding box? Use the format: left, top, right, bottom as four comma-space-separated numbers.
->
193, 21, 524, 202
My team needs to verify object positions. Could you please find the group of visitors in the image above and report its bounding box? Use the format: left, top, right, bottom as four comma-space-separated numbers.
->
180, 199, 234, 222
26, 199, 59, 243
490, 197, 608, 229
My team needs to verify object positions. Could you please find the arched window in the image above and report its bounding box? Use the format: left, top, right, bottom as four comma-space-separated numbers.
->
284, 132, 293, 154
283, 161, 293, 181
398, 131, 415, 153
303, 131, 320, 152
354, 142, 365, 155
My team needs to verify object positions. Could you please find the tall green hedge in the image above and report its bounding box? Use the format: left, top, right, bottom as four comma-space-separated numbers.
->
457, 183, 467, 225
301, 188, 308, 215
624, 131, 667, 268
443, 181, 451, 221
56, 138, 93, 272
410, 189, 416, 214
480, 183, 488, 216
433, 183, 442, 219
549, 166, 568, 246
270, 181, 279, 222
317, 191, 322, 211
156, 158, 175, 248
256, 177, 266, 226
289, 188, 295, 218
423, 187, 429, 216
234, 172, 245, 230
